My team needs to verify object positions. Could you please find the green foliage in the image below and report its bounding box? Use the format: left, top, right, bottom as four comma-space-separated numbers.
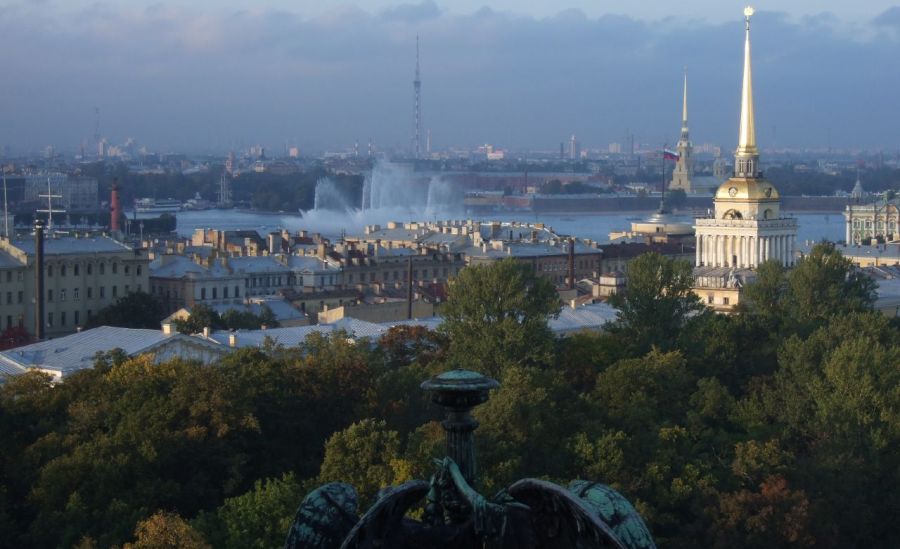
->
85, 291, 165, 329
194, 473, 304, 549
609, 252, 705, 354
785, 242, 877, 327
315, 419, 412, 508
173, 304, 280, 334
0, 241, 897, 547
173, 303, 225, 334
441, 258, 561, 376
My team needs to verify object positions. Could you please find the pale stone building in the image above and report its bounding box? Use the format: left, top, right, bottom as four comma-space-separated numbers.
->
0, 234, 150, 337
692, 8, 798, 311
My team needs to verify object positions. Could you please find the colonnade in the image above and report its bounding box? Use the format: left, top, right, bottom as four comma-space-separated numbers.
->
696, 233, 795, 268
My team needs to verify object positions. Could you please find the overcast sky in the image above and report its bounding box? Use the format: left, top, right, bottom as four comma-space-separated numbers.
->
1, 1, 898, 154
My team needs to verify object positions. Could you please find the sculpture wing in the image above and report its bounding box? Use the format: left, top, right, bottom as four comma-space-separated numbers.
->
340, 480, 430, 549
508, 478, 655, 549
284, 482, 360, 549
568, 480, 656, 549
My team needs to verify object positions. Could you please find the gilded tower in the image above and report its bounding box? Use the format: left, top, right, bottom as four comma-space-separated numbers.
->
669, 71, 694, 192
692, 7, 798, 310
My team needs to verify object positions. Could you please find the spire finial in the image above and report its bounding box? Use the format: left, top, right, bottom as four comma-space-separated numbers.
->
737, 6, 757, 155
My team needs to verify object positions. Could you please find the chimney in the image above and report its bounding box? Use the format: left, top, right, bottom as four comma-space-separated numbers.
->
568, 238, 576, 290
162, 322, 174, 335
34, 220, 45, 340
228, 332, 237, 347
202, 326, 210, 338
407, 255, 413, 320
110, 179, 121, 233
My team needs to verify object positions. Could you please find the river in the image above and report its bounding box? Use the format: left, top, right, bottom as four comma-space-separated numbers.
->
163, 209, 846, 245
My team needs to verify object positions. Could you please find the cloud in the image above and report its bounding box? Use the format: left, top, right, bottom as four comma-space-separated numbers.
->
0, 3, 897, 153
381, 0, 441, 22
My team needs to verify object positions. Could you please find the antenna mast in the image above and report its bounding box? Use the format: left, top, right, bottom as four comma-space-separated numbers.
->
37, 176, 65, 231
413, 35, 421, 160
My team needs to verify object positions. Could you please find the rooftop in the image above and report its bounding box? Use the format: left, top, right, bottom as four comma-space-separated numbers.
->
10, 235, 134, 256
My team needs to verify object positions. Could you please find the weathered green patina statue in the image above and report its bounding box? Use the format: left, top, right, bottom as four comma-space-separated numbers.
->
286, 369, 656, 548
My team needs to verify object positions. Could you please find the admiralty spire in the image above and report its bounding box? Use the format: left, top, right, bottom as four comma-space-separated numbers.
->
670, 69, 694, 192
692, 6, 798, 311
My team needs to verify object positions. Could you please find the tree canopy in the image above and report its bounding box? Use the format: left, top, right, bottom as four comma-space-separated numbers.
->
0, 247, 896, 547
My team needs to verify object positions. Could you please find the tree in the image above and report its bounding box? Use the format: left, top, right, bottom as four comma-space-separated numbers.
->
85, 291, 165, 329
124, 511, 211, 549
172, 303, 225, 334
220, 305, 280, 331
315, 419, 412, 507
194, 473, 304, 549
785, 242, 876, 327
609, 252, 705, 355
441, 258, 560, 377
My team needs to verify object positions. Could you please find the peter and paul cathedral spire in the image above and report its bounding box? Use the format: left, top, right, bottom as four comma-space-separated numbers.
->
670, 67, 694, 192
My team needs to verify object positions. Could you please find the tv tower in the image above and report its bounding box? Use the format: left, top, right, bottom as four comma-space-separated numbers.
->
413, 35, 421, 160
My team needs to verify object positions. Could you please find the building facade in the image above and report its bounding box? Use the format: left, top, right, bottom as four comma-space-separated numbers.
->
692, 8, 797, 311
844, 199, 899, 244
0, 234, 149, 337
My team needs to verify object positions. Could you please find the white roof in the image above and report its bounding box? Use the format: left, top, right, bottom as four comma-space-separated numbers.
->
0, 326, 173, 378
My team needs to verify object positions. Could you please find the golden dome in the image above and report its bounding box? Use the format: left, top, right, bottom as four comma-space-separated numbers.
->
715, 177, 779, 201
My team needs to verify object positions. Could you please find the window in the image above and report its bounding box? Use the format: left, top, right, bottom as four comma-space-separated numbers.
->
124, 265, 130, 274
5, 292, 9, 305
47, 312, 53, 327
125, 284, 129, 293
99, 287, 105, 298
87, 264, 93, 275
87, 309, 92, 319
137, 266, 142, 276
707, 295, 714, 304
369, 273, 375, 282
112, 263, 118, 274
74, 311, 79, 325
47, 265, 53, 277
60, 289, 66, 302
5, 271, 10, 282
112, 286, 118, 298
61, 265, 66, 277
17, 291, 22, 304
74, 288, 79, 301
74, 265, 80, 276
100, 263, 105, 275
201, 288, 206, 300
234, 285, 239, 297
212, 287, 217, 299
87, 287, 93, 299
5, 316, 10, 329
47, 289, 53, 302
61, 312, 66, 326
223, 287, 229, 299
723, 297, 730, 305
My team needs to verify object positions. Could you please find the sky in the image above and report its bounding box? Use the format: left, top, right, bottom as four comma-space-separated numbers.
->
0, 1, 899, 154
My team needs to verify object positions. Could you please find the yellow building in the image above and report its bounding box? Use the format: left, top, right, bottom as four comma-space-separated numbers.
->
692, 7, 798, 311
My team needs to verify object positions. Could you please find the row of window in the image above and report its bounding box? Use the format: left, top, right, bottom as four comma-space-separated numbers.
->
345, 267, 456, 284
45, 284, 141, 302
44, 263, 142, 277
45, 310, 88, 328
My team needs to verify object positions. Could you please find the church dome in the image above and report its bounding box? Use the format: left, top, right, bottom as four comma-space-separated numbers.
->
715, 177, 780, 202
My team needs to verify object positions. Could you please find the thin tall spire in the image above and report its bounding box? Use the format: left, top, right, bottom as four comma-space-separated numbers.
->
737, 6, 757, 155
413, 35, 421, 160
682, 68, 688, 127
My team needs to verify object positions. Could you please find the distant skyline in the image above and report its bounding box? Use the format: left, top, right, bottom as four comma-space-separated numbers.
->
1, 1, 899, 153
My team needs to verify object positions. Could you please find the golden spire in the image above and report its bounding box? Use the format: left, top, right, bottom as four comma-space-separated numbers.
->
737, 6, 757, 155
682, 68, 688, 126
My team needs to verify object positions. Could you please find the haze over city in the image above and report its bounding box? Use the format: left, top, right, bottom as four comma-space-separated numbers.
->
2, 0, 899, 152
